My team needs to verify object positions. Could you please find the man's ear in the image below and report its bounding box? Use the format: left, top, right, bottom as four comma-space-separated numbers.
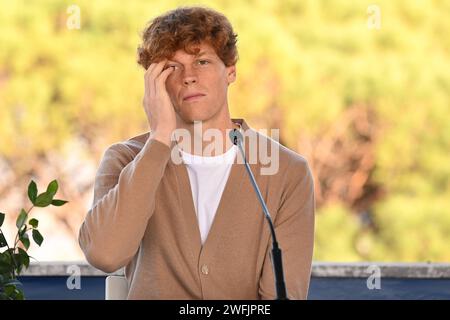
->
227, 65, 236, 84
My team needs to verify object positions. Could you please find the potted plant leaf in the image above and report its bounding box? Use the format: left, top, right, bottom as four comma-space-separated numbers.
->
0, 179, 67, 300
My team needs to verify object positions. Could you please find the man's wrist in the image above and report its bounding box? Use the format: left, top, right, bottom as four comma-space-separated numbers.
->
150, 130, 173, 148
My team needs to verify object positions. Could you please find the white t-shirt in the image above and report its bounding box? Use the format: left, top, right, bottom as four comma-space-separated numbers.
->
179, 143, 238, 245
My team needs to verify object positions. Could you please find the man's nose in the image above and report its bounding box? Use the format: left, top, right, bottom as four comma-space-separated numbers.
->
182, 68, 198, 85
183, 76, 197, 85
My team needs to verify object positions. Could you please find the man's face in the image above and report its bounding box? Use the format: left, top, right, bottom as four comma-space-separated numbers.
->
164, 42, 236, 125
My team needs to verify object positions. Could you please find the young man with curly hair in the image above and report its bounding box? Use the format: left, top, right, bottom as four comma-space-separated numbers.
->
79, 6, 315, 300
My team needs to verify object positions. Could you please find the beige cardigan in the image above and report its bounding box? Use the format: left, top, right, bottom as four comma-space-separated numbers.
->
78, 119, 315, 299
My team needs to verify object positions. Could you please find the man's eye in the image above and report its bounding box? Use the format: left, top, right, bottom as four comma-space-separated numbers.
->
198, 60, 209, 65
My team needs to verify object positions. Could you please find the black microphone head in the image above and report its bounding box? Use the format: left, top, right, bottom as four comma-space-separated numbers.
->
229, 128, 243, 145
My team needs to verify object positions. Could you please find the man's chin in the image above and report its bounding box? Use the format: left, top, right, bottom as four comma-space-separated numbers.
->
178, 114, 212, 125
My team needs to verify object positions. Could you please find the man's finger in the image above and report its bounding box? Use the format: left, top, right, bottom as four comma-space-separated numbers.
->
149, 59, 168, 79
145, 62, 159, 78
147, 59, 168, 94
155, 66, 174, 95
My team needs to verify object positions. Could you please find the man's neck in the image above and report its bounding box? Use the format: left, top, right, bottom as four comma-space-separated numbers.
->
175, 119, 240, 156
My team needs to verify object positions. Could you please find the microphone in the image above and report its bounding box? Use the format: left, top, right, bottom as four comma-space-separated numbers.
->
229, 128, 289, 300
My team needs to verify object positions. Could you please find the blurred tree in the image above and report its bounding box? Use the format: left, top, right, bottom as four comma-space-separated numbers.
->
0, 0, 449, 261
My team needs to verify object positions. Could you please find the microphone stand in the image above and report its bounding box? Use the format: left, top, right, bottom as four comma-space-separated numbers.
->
230, 129, 288, 300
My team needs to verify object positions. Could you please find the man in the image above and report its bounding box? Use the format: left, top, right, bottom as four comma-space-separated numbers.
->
78, 6, 315, 300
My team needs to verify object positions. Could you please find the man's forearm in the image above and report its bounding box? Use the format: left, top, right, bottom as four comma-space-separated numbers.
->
78, 137, 171, 272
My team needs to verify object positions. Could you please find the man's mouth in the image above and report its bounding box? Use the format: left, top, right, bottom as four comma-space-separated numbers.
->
183, 94, 205, 102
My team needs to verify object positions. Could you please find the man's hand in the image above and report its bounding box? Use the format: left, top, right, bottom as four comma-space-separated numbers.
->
143, 59, 176, 147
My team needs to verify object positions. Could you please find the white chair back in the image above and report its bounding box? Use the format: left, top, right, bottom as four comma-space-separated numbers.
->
105, 275, 128, 300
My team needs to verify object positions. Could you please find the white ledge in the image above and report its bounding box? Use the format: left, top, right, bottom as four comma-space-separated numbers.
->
17, 261, 450, 278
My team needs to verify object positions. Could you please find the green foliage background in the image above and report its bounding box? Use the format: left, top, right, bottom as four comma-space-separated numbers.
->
1, 0, 449, 261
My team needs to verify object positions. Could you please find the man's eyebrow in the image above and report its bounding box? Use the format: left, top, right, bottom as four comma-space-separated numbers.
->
195, 51, 211, 57
168, 51, 212, 63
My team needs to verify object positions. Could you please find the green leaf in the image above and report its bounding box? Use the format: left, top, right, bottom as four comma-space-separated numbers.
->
3, 283, 25, 300
28, 218, 39, 228
0, 259, 11, 274
20, 233, 30, 250
34, 192, 53, 207
5, 285, 24, 300
15, 287, 25, 300
0, 232, 8, 248
14, 253, 23, 274
0, 212, 5, 227
32, 229, 43, 246
16, 209, 28, 229
18, 224, 27, 237
51, 199, 68, 206
0, 250, 12, 263
18, 248, 29, 269
46, 180, 58, 198
28, 180, 38, 204
4, 284, 15, 296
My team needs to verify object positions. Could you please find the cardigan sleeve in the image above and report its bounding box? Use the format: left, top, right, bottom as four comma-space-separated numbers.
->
78, 137, 171, 273
258, 156, 315, 300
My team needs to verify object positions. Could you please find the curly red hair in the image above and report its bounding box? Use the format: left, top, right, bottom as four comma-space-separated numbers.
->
137, 6, 239, 70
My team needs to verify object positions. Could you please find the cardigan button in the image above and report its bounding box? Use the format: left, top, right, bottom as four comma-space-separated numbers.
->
201, 264, 209, 275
